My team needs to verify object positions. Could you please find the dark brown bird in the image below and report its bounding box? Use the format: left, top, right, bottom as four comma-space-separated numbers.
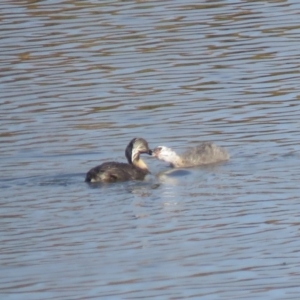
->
85, 138, 152, 183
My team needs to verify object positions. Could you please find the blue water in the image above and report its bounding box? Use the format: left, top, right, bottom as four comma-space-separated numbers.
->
1, 0, 300, 299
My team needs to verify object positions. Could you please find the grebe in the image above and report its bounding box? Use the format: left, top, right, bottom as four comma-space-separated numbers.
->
85, 138, 152, 183
152, 142, 229, 168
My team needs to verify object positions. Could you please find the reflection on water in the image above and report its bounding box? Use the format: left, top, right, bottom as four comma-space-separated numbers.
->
1, 0, 300, 299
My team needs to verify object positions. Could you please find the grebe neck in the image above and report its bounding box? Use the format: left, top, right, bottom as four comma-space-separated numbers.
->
133, 157, 149, 171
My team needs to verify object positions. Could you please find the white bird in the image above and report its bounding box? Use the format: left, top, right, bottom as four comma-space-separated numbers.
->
152, 142, 229, 168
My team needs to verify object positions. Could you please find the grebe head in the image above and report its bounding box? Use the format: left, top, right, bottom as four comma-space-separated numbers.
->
125, 138, 152, 163
152, 146, 178, 164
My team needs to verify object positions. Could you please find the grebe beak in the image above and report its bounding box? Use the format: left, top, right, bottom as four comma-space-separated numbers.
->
138, 148, 152, 155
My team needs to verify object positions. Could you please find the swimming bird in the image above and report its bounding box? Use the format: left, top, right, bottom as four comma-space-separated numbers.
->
85, 138, 152, 183
152, 142, 229, 168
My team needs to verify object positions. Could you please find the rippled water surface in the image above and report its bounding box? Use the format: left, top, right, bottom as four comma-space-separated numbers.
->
1, 0, 300, 299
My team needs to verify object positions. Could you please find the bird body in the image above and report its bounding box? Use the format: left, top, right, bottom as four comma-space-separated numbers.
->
152, 142, 229, 168
85, 138, 152, 183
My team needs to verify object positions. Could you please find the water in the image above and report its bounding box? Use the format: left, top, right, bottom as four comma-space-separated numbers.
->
1, 0, 300, 299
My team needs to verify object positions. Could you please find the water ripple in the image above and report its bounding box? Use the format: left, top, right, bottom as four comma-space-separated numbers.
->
1, 0, 300, 299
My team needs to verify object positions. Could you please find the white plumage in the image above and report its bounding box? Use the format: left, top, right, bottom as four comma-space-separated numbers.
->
152, 142, 229, 168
